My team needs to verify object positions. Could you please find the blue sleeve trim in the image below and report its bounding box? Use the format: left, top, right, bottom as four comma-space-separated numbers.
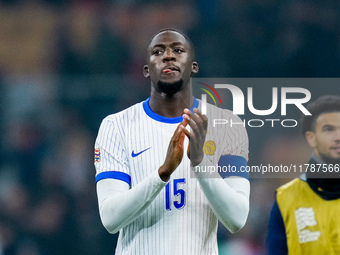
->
266, 199, 288, 255
218, 155, 249, 180
95, 171, 131, 186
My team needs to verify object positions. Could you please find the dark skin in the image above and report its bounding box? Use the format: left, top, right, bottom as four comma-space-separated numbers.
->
143, 30, 208, 181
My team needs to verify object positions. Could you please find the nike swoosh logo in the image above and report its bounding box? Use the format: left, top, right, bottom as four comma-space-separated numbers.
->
131, 147, 151, 157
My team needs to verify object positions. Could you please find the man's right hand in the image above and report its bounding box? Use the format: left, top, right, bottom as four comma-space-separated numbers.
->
158, 120, 188, 182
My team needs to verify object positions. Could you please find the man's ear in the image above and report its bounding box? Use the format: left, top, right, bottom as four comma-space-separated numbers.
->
305, 131, 316, 148
143, 65, 150, 78
192, 61, 199, 74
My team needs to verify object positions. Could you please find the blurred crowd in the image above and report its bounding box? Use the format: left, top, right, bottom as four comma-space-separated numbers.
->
0, 0, 339, 254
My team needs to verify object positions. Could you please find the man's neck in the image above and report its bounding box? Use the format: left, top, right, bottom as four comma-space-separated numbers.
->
306, 154, 340, 200
310, 153, 323, 164
149, 87, 194, 118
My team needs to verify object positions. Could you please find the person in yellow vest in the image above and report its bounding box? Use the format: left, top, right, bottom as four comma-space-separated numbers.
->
266, 95, 340, 255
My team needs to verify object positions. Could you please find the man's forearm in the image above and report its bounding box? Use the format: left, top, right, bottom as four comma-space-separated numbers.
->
192, 155, 250, 233
96, 171, 167, 234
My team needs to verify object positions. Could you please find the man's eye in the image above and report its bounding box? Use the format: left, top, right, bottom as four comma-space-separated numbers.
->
152, 49, 163, 55
324, 126, 334, 132
174, 48, 184, 53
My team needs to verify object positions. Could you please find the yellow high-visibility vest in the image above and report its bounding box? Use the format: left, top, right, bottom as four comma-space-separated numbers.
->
276, 178, 340, 255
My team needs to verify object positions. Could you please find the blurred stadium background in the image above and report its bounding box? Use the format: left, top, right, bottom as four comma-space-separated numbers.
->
0, 0, 339, 254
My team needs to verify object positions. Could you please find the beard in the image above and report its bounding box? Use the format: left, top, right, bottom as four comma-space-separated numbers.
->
319, 153, 340, 165
308, 153, 340, 181
157, 79, 183, 96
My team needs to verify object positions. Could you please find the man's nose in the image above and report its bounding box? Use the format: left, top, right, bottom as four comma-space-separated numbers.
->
163, 49, 175, 62
335, 129, 340, 141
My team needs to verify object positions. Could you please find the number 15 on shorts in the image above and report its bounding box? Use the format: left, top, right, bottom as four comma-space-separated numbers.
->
165, 178, 186, 210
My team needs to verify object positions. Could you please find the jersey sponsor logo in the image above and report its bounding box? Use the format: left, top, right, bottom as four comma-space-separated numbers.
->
131, 147, 151, 157
94, 148, 101, 163
295, 207, 321, 243
203, 140, 216, 156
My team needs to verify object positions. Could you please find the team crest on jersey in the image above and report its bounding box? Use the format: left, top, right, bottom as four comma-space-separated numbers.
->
295, 207, 320, 243
94, 148, 101, 163
203, 140, 216, 156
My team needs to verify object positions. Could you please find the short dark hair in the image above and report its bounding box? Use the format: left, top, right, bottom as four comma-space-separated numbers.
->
147, 28, 196, 60
301, 95, 340, 135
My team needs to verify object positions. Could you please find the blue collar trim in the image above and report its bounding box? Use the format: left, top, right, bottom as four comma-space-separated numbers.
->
142, 97, 199, 124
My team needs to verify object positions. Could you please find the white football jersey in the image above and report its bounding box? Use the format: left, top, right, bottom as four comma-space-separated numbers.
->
94, 97, 249, 255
